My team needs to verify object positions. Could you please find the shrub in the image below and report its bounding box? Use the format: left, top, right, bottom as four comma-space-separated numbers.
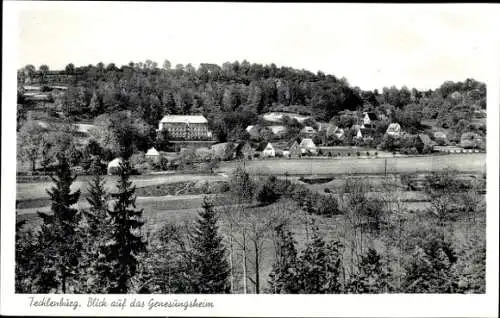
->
356, 151, 360, 156
324, 188, 331, 193
256, 179, 280, 205
366, 151, 370, 156
316, 195, 340, 216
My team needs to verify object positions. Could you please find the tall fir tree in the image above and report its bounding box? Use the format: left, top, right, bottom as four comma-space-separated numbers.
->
267, 224, 300, 294
36, 154, 82, 293
189, 196, 231, 293
298, 226, 344, 293
105, 160, 146, 293
79, 162, 113, 293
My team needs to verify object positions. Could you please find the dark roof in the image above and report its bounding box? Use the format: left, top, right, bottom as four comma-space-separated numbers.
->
418, 134, 434, 146
255, 141, 270, 152
366, 112, 378, 120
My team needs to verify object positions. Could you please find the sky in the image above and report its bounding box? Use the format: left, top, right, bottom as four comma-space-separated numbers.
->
10, 2, 500, 90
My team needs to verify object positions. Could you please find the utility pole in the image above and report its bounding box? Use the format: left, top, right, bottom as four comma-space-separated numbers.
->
384, 158, 387, 176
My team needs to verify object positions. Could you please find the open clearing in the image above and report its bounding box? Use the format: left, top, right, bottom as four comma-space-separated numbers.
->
218, 153, 486, 175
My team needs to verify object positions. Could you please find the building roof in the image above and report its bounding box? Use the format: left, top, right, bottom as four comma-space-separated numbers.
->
146, 147, 160, 156
364, 112, 378, 121
268, 125, 288, 134
256, 142, 273, 152
386, 123, 402, 133
300, 138, 316, 149
160, 115, 208, 124
108, 157, 123, 168
301, 126, 316, 133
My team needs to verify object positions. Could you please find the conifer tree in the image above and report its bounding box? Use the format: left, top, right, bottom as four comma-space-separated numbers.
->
297, 226, 344, 293
403, 237, 458, 293
79, 162, 112, 293
347, 248, 393, 293
105, 160, 146, 293
35, 154, 82, 293
268, 224, 300, 293
189, 196, 231, 293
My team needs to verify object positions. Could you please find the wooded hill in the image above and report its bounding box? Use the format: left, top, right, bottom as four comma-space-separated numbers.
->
17, 60, 486, 144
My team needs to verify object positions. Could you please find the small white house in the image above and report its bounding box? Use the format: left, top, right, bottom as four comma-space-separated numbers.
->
300, 138, 317, 155
386, 123, 402, 137
356, 129, 363, 139
107, 157, 123, 175
258, 142, 276, 158
145, 147, 160, 163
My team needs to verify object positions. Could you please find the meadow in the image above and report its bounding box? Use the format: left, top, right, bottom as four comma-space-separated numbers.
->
219, 153, 486, 175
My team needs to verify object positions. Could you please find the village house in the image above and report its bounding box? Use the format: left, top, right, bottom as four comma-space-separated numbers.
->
460, 132, 485, 149
363, 112, 379, 128
256, 142, 276, 158
268, 125, 288, 137
145, 147, 161, 163
386, 123, 402, 137
289, 140, 302, 158
433, 131, 448, 144
245, 125, 260, 139
107, 157, 123, 175
352, 125, 363, 139
299, 138, 317, 155
300, 126, 317, 137
158, 115, 212, 140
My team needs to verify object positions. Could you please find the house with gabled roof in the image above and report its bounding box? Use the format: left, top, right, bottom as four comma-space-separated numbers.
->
289, 140, 302, 158
299, 138, 317, 155
256, 141, 275, 158
145, 147, 161, 163
245, 125, 260, 139
363, 112, 379, 128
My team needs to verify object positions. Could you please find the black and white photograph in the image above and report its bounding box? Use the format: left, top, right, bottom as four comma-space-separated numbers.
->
1, 2, 499, 317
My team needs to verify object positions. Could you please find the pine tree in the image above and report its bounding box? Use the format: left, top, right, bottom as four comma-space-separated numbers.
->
105, 160, 146, 293
35, 154, 82, 293
267, 224, 300, 293
297, 226, 344, 293
403, 237, 458, 293
347, 248, 393, 293
189, 196, 231, 293
79, 162, 112, 293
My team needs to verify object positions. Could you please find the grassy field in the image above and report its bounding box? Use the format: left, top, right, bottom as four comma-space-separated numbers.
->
218, 153, 486, 176
16, 173, 227, 202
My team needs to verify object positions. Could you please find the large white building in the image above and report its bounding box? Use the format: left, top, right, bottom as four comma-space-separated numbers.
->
158, 115, 212, 140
